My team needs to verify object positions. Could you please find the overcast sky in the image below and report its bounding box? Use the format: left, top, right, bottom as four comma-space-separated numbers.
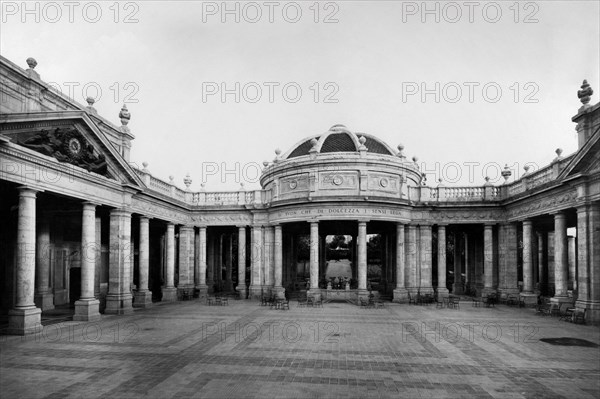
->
2, 0, 599, 191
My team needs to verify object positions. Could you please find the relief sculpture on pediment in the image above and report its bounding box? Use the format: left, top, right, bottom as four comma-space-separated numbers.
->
19, 127, 110, 177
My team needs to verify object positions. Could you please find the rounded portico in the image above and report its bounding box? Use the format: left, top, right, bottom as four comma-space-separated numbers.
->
260, 124, 423, 204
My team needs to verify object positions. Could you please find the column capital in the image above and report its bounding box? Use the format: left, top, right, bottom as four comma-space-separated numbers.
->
436, 223, 448, 227
179, 225, 195, 232
82, 201, 99, 208
551, 210, 567, 218
110, 208, 131, 218
484, 223, 495, 230
139, 215, 151, 223
17, 186, 39, 198
236, 225, 246, 229
522, 219, 533, 226
357, 219, 369, 225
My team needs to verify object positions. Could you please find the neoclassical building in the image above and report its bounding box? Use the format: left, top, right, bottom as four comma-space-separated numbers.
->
1, 55, 599, 335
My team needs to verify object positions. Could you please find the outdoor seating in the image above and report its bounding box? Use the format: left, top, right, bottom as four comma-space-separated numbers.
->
436, 296, 447, 308
507, 295, 520, 307
482, 293, 496, 308
220, 296, 229, 306
408, 292, 416, 305
558, 303, 575, 321
448, 295, 460, 309
472, 297, 482, 307
572, 308, 586, 324
535, 299, 551, 315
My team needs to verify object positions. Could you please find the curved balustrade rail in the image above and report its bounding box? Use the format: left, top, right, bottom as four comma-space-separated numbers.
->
132, 154, 573, 206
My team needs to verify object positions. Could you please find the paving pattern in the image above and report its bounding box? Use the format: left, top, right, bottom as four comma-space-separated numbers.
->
1, 299, 599, 398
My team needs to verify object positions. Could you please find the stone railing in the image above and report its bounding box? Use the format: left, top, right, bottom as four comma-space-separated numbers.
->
133, 154, 572, 206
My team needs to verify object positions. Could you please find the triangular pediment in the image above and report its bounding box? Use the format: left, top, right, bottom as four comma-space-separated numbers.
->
0, 111, 143, 187
558, 126, 600, 179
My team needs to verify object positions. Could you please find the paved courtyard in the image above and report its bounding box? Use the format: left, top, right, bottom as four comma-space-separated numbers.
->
1, 299, 599, 399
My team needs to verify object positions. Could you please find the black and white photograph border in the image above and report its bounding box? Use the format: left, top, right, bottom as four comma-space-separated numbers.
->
0, 1, 599, 398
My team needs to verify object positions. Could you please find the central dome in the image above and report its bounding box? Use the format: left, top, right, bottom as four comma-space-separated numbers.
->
284, 125, 395, 159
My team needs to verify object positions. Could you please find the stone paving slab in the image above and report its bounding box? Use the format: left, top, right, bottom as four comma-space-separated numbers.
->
1, 300, 599, 399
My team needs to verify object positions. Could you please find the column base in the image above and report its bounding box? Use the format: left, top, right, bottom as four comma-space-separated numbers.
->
34, 292, 55, 311
499, 287, 520, 296
308, 288, 322, 301
550, 295, 572, 307
273, 286, 286, 300
481, 287, 496, 297
133, 290, 153, 308
7, 307, 42, 335
417, 286, 435, 295
520, 292, 538, 307
357, 289, 370, 303
73, 299, 102, 321
575, 300, 600, 325
196, 284, 209, 300
248, 285, 263, 300
104, 294, 133, 314
393, 288, 409, 303
452, 284, 464, 295
161, 287, 178, 302
436, 287, 450, 298
236, 285, 247, 300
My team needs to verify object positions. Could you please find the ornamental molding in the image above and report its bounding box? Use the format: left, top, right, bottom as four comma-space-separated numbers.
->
506, 189, 578, 220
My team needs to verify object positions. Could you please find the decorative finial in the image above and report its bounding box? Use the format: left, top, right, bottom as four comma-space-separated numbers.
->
142, 161, 149, 171
26, 57, 37, 69
240, 182, 245, 191
275, 148, 281, 156
412, 156, 418, 162
200, 183, 205, 191
359, 136, 366, 145
484, 176, 492, 186
523, 165, 530, 175
119, 104, 131, 126
263, 161, 269, 168
578, 80, 593, 106
169, 175, 174, 184
437, 178, 443, 187
553, 148, 564, 163
183, 173, 192, 190
310, 138, 318, 148
397, 144, 405, 159
501, 164, 512, 183
85, 97, 97, 115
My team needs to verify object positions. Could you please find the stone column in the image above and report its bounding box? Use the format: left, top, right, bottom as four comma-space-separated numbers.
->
393, 223, 408, 302
94, 216, 102, 298
263, 227, 274, 291
74, 202, 101, 321
273, 225, 285, 299
498, 223, 519, 295
308, 221, 321, 300
222, 233, 232, 291
357, 221, 368, 301
134, 216, 152, 307
575, 204, 600, 324
482, 224, 495, 296
418, 225, 433, 293
236, 226, 246, 299
437, 225, 449, 297
197, 226, 208, 298
105, 209, 134, 314
452, 231, 463, 294
406, 224, 417, 294
553, 212, 569, 303
178, 226, 195, 293
537, 232, 545, 294
206, 233, 214, 293
522, 220, 534, 295
249, 226, 263, 298
34, 215, 54, 310
8, 187, 42, 335
162, 223, 177, 302
588, 203, 600, 324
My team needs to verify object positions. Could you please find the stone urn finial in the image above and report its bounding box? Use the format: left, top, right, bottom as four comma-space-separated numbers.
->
169, 175, 174, 185
119, 104, 131, 125
26, 57, 37, 69
183, 173, 192, 190
275, 148, 281, 156
523, 165, 530, 175
262, 161, 269, 169
142, 162, 149, 171
501, 164, 512, 183
86, 97, 95, 107
578, 80, 593, 106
